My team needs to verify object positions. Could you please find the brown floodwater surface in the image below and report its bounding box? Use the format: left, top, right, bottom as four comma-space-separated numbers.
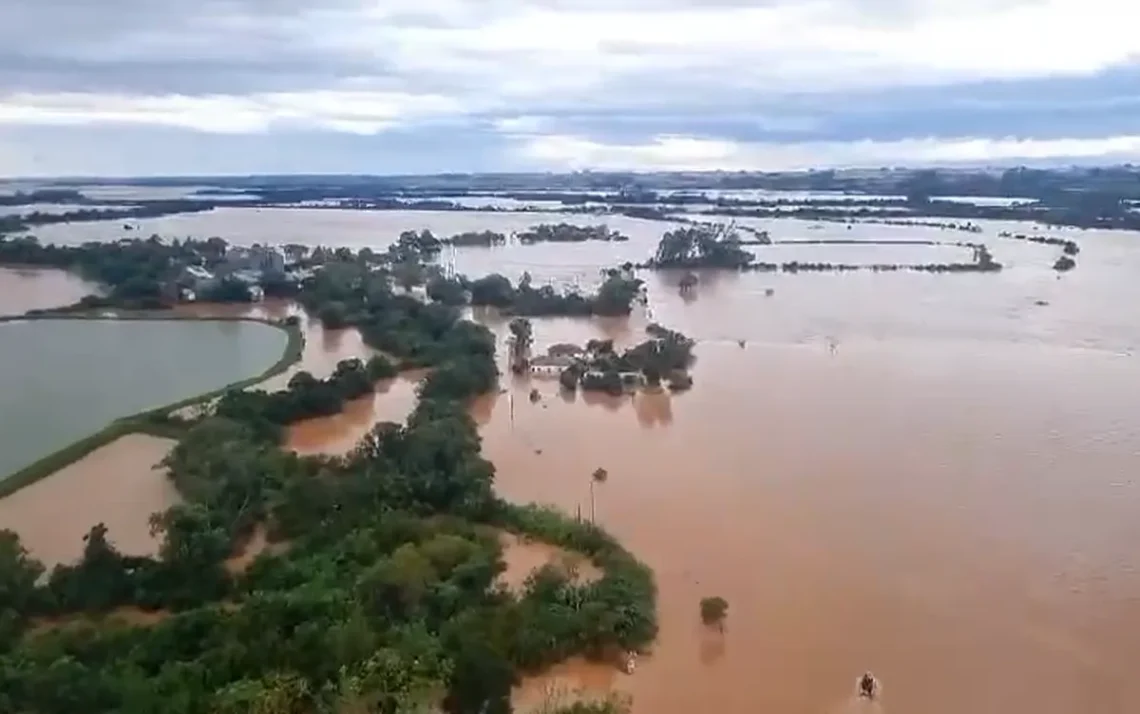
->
287, 371, 426, 455
489, 340, 1140, 714
0, 266, 99, 315
0, 434, 179, 566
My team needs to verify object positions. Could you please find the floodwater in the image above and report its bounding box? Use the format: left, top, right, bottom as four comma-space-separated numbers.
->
0, 266, 100, 315
9, 209, 1140, 713
280, 215, 1140, 714
498, 531, 603, 594
0, 317, 288, 479
0, 434, 178, 566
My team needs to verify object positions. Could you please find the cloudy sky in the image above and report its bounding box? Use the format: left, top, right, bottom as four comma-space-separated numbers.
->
1, 0, 1138, 176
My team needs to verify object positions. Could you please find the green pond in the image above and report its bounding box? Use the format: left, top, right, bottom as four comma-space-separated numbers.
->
0, 318, 288, 479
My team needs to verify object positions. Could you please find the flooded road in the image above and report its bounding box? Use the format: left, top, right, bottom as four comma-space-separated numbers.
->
6, 211, 1140, 712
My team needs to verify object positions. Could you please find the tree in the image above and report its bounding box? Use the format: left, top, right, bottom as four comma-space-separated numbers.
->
469, 273, 515, 307
317, 300, 349, 329
508, 317, 533, 371
426, 275, 468, 305
366, 354, 398, 381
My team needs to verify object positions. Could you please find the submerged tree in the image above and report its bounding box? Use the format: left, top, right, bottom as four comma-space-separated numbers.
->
652, 223, 752, 269
508, 317, 534, 373
700, 596, 729, 629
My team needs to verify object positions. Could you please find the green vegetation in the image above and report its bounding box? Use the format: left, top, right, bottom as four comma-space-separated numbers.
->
509, 318, 534, 373
0, 234, 283, 309
0, 315, 303, 498
301, 246, 644, 323
0, 280, 657, 714
649, 223, 752, 269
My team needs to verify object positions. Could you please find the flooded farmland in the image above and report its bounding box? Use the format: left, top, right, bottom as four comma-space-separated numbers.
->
5, 206, 1140, 713
0, 433, 178, 566
0, 265, 100, 315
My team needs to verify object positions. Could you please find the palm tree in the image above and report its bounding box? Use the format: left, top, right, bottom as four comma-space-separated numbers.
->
590, 467, 608, 523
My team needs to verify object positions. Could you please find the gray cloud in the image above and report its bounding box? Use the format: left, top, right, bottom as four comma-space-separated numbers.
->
1, 0, 1137, 174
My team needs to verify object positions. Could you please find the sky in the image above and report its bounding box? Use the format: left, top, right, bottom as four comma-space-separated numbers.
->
1, 0, 1138, 177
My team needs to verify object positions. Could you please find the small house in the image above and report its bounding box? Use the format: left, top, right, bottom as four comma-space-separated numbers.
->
529, 354, 575, 377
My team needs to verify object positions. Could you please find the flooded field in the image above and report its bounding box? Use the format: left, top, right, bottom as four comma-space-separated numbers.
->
0, 317, 288, 479
0, 434, 178, 566
5, 207, 1140, 713
0, 265, 99, 315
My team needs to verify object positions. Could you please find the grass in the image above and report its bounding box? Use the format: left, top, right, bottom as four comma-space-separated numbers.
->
0, 312, 304, 498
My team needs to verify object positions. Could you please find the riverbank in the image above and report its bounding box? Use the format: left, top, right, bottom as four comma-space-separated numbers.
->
0, 310, 304, 497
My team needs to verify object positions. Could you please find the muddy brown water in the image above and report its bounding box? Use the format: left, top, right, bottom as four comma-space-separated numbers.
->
0, 434, 179, 567
6, 215, 1140, 712
0, 265, 100, 316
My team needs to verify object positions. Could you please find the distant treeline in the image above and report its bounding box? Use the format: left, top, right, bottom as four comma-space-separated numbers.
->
42, 164, 1140, 201
0, 200, 217, 234
0, 189, 87, 206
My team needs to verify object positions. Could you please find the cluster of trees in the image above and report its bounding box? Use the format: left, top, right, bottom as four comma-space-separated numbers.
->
559, 325, 696, 395
0, 278, 657, 713
212, 356, 397, 441
462, 270, 644, 317
649, 224, 753, 269
0, 234, 306, 311
0, 234, 214, 308
517, 224, 630, 244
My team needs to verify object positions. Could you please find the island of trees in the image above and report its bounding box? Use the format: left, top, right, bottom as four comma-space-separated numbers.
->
0, 248, 658, 714
560, 324, 696, 395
